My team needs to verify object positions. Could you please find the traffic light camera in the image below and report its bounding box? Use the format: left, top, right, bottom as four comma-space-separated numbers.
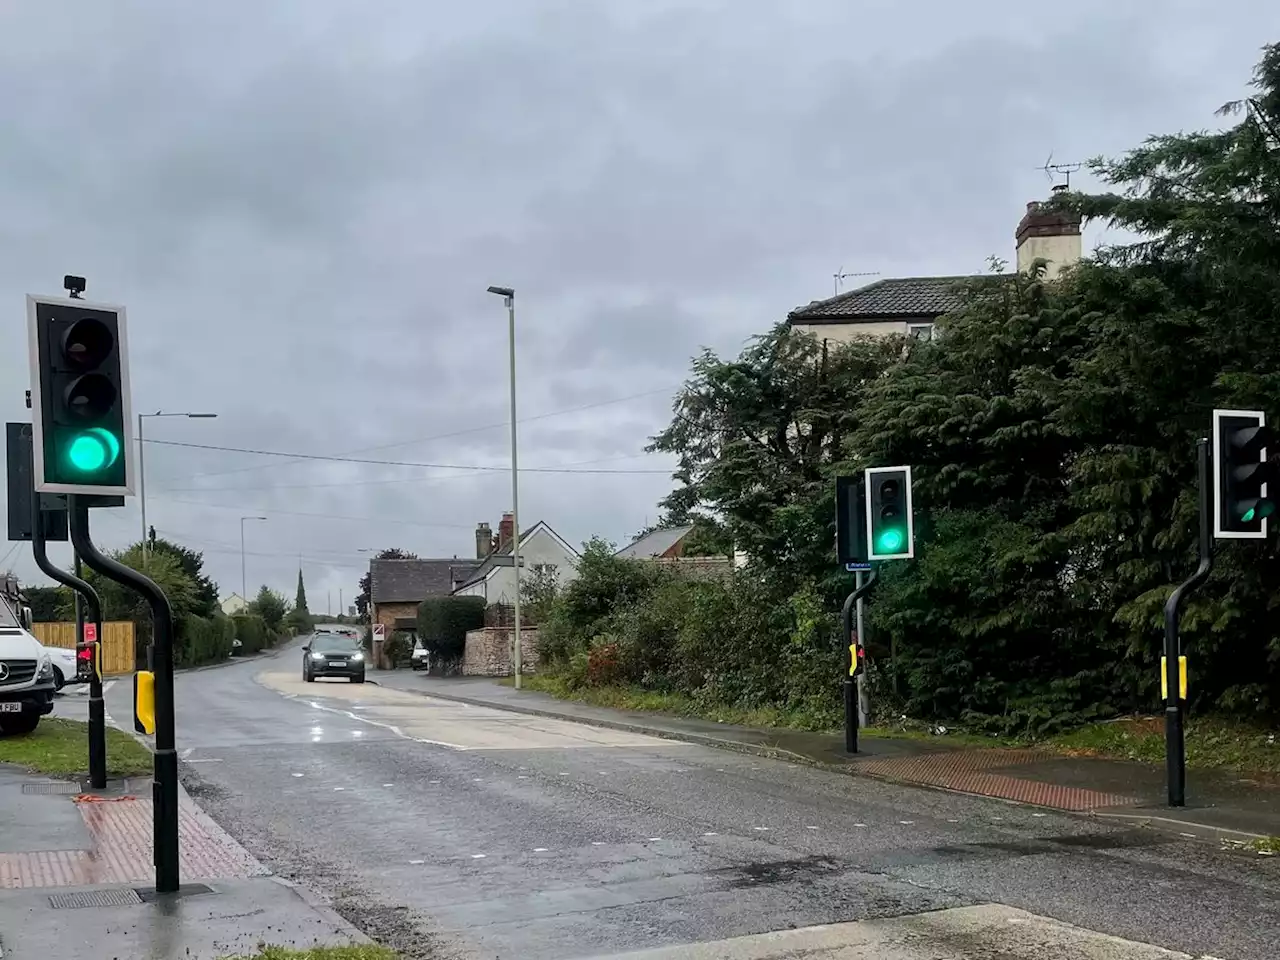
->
27, 297, 134, 495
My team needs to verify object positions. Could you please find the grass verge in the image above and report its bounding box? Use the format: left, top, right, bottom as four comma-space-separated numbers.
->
0, 717, 153, 778
220, 947, 397, 960
505, 673, 838, 732
511, 673, 1280, 776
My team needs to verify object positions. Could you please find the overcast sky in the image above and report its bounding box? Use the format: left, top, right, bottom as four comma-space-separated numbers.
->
1, 0, 1275, 611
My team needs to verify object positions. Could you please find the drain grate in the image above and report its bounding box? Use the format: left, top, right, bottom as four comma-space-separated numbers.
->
49, 888, 142, 910
22, 781, 81, 795
134, 883, 215, 902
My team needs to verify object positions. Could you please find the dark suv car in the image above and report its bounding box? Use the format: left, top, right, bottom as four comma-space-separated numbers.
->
303, 633, 366, 683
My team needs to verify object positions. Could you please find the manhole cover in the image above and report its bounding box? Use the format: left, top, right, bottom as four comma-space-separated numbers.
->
134, 883, 215, 902
49, 889, 142, 910
22, 781, 81, 795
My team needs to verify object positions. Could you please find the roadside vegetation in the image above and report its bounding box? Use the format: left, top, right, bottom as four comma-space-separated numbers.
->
527, 47, 1280, 755
0, 717, 152, 777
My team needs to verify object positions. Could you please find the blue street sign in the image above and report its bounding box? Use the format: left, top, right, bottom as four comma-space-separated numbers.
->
845, 562, 871, 572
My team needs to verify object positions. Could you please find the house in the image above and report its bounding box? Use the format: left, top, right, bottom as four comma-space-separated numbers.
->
787, 190, 1083, 345
220, 593, 248, 616
369, 557, 480, 635
452, 513, 579, 604
614, 525, 695, 560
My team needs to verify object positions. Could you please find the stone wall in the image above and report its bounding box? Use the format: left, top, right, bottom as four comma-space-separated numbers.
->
462, 626, 540, 677
374, 602, 418, 634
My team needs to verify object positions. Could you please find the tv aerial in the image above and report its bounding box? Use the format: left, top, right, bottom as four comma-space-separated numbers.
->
832, 268, 881, 296
1040, 152, 1083, 191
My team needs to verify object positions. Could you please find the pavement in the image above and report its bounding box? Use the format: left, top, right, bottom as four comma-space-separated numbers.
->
13, 640, 1278, 958
372, 672, 1280, 841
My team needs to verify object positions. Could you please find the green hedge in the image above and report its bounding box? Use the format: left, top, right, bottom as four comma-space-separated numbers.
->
177, 613, 236, 667
417, 596, 486, 661
232, 612, 271, 655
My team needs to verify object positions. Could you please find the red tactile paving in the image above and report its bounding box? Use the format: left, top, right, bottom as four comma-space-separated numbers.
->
0, 792, 265, 889
858, 748, 1139, 812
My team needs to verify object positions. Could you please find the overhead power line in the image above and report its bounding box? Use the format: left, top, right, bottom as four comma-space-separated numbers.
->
154, 385, 679, 485
143, 438, 673, 474
150, 496, 480, 529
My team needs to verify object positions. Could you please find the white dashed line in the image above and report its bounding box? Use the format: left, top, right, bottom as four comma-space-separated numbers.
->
533, 847, 549, 852
805, 826, 819, 830
591, 842, 606, 846
991, 817, 1004, 822
409, 859, 425, 865
383, 783, 393, 787
291, 773, 304, 778
854, 823, 867, 828
470, 853, 486, 859
947, 818, 959, 823
334, 787, 345, 791
752, 826, 769, 831
898, 820, 913, 825
429, 780, 441, 784
559, 772, 569, 776
518, 775, 530, 779
1032, 813, 1047, 818
472, 778, 483, 782
703, 832, 718, 837
647, 837, 662, 842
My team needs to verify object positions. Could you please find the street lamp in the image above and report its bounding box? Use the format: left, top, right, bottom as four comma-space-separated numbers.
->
240, 516, 267, 607
139, 411, 218, 563
486, 285, 522, 690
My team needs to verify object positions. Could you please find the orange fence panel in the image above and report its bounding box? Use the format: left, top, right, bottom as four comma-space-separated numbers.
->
32, 621, 136, 676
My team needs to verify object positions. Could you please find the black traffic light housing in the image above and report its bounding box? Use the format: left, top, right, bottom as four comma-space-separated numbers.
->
835, 475, 868, 565
866, 465, 914, 560
27, 295, 134, 496
1213, 409, 1276, 539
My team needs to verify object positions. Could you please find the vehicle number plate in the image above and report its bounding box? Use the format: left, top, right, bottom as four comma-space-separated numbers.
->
0, 702, 22, 713
328, 661, 346, 668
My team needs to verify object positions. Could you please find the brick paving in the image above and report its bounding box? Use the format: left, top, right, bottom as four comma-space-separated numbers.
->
857, 748, 1139, 812
0, 790, 265, 889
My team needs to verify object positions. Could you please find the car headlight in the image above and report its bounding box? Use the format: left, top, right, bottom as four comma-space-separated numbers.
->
37, 656, 53, 680
350, 652, 364, 662
310, 652, 326, 660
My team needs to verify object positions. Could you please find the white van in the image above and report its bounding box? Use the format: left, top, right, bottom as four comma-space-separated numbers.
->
0, 597, 56, 735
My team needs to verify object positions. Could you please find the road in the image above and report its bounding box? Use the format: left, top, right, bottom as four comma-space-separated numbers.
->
93, 638, 1280, 959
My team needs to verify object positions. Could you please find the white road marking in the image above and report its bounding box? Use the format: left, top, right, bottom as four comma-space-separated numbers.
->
179, 748, 194, 760
409, 859, 425, 865
854, 823, 867, 828
647, 837, 662, 841
991, 816, 1004, 821
517, 775, 530, 779
292, 773, 304, 778
429, 779, 441, 784
703, 832, 718, 837
472, 777, 483, 782
187, 758, 223, 764
383, 783, 393, 787
752, 826, 769, 831
899, 820, 913, 825
471, 853, 486, 859
559, 772, 569, 776
334, 787, 345, 791
805, 826, 819, 830
533, 847, 549, 852
1032, 813, 1047, 818
591, 841, 606, 846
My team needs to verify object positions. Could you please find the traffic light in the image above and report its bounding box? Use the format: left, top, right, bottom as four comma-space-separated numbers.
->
835, 475, 868, 565
27, 295, 134, 495
76, 641, 96, 683
1213, 409, 1276, 539
866, 465, 914, 560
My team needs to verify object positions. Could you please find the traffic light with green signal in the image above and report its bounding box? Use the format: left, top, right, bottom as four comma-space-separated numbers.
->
866, 465, 914, 560
27, 295, 134, 495
1213, 409, 1275, 539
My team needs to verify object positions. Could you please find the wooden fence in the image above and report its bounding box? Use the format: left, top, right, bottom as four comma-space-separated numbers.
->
32, 621, 136, 676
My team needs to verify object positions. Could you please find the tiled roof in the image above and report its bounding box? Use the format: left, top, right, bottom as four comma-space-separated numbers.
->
453, 554, 519, 590
615, 525, 694, 560
787, 276, 983, 324
370, 558, 480, 604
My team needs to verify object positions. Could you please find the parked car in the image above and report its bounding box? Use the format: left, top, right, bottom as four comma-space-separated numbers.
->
303, 632, 366, 683
40, 643, 81, 693
410, 639, 429, 671
0, 599, 56, 735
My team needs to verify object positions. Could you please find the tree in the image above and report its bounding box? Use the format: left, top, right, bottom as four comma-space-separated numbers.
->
24, 585, 65, 622
649, 325, 899, 595
354, 548, 417, 621
294, 568, 309, 613
249, 585, 287, 632
147, 529, 219, 618
60, 545, 197, 651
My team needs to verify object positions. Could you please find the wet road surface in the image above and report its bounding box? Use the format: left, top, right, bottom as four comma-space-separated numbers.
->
101, 640, 1280, 959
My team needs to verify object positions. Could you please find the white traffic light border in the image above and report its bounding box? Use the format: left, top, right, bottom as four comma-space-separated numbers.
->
26, 294, 137, 497
864, 464, 915, 560
1211, 408, 1267, 540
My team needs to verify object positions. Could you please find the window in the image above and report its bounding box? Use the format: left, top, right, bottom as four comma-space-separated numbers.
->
907, 323, 934, 341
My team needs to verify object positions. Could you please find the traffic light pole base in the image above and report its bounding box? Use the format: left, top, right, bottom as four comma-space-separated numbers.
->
841, 569, 878, 755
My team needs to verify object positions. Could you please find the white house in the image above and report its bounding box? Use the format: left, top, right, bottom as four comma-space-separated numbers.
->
220, 592, 248, 615
452, 518, 579, 604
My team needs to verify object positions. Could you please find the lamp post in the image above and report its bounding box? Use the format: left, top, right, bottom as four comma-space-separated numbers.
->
139, 411, 217, 564
240, 516, 267, 606
486, 285, 522, 690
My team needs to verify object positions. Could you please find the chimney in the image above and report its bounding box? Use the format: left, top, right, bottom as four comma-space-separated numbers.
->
475, 522, 492, 559
1015, 193, 1082, 280
498, 512, 514, 553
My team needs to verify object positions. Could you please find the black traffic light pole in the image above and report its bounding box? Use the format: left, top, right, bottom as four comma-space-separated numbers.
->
1162, 437, 1213, 808
68, 496, 180, 893
841, 569, 878, 754
30, 495, 107, 789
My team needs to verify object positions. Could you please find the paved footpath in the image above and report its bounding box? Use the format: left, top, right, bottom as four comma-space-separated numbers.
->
0, 764, 366, 959
373, 672, 1280, 841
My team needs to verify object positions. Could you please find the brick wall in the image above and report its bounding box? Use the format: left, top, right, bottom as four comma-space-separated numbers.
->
374, 602, 419, 633
462, 626, 540, 677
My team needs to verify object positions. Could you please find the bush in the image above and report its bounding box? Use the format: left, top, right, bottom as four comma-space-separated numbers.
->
177, 613, 236, 667
384, 631, 412, 668
417, 596, 486, 662
232, 613, 270, 655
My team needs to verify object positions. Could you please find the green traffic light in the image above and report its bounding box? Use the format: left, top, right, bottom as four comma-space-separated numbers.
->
876, 528, 904, 553
66, 427, 121, 474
